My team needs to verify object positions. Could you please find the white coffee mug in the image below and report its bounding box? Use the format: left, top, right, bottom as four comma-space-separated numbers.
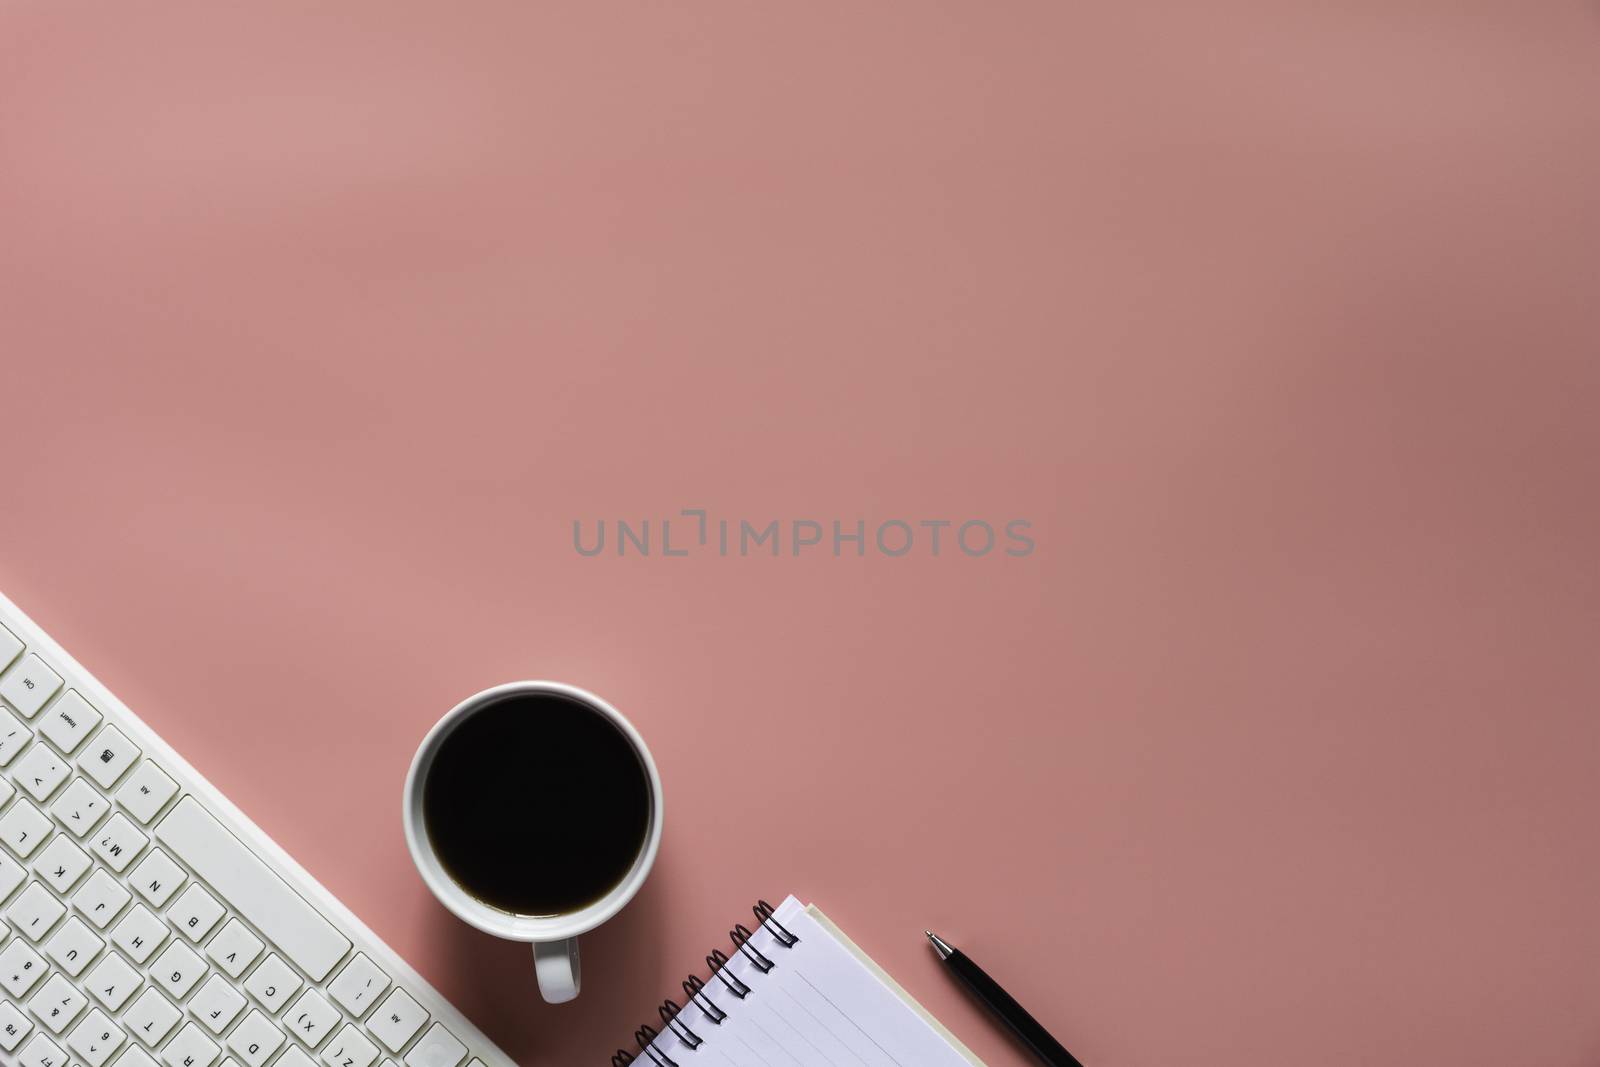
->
402, 681, 664, 1003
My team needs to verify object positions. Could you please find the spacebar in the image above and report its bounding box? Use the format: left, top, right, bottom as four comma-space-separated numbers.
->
156, 796, 352, 981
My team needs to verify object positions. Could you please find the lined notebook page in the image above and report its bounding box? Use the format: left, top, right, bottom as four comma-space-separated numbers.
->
643, 896, 980, 1067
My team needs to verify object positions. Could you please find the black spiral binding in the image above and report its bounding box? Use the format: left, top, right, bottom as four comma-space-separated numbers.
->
610, 899, 802, 1066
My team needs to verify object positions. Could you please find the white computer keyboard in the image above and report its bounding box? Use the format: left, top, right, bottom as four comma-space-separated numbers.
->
0, 592, 517, 1067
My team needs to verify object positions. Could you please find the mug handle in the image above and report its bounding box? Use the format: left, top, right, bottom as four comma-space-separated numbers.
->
533, 938, 581, 1003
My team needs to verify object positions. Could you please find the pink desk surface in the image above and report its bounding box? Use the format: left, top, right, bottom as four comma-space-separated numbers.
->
3, 5, 1599, 1065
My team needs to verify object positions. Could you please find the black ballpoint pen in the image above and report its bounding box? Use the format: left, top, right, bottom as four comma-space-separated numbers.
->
926, 931, 1085, 1067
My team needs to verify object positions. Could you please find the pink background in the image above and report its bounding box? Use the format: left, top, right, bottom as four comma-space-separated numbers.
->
3, 4, 1599, 1065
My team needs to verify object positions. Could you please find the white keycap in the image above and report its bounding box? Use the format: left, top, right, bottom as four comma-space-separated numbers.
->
1, 655, 64, 719
84, 949, 142, 1011
151, 939, 207, 999
0, 852, 26, 899
90, 814, 148, 873
204, 919, 263, 979
0, 624, 22, 673
155, 799, 351, 982
0, 937, 48, 996
28, 972, 89, 1034
225, 1011, 286, 1067
110, 903, 168, 963
51, 778, 111, 838
123, 989, 182, 1048
243, 953, 301, 1014
401, 1024, 464, 1067
285, 990, 339, 1050
367, 991, 427, 1053
44, 914, 103, 976
0, 707, 32, 765
13, 744, 70, 802
129, 849, 186, 908
327, 954, 390, 1019
66, 1008, 125, 1067
78, 726, 139, 789
168, 884, 224, 943
319, 1026, 379, 1067
1, 798, 54, 858
7, 882, 66, 941
188, 975, 246, 1035
277, 1047, 317, 1067
37, 692, 102, 755
0, 999, 33, 1051
72, 869, 131, 929
160, 1023, 220, 1067
0, 775, 11, 806
34, 835, 92, 894
17, 757, 73, 812
117, 1047, 161, 1067
115, 763, 179, 825
18, 1032, 66, 1067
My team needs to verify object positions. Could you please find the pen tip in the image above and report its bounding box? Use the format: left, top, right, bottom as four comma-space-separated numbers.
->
925, 930, 954, 960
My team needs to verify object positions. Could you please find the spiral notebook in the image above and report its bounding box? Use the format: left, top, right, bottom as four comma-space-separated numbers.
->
613, 895, 985, 1066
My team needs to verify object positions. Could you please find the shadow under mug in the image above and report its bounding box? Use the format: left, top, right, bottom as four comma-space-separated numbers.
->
402, 681, 664, 1003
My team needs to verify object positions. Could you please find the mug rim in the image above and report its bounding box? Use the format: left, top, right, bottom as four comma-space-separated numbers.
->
402, 680, 664, 943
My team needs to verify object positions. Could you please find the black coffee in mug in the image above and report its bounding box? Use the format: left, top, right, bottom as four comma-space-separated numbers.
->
421, 692, 652, 917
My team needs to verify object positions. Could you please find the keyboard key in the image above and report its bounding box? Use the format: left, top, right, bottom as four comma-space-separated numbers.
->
0, 707, 32, 765
168, 884, 224, 942
65, 1008, 124, 1067
116, 1047, 161, 1067
17, 1032, 66, 1067
84, 949, 143, 1011
277, 1048, 317, 1067
7, 882, 66, 941
328, 954, 391, 1019
34, 835, 92, 894
189, 975, 247, 1035
402, 1025, 465, 1067
0, 852, 26, 899
14, 744, 70, 802
0, 775, 11, 807
243, 953, 301, 1014
129, 849, 186, 908
50, 778, 111, 838
225, 1011, 286, 1067
156, 799, 351, 981
90, 814, 149, 873
111, 903, 168, 964
160, 1023, 220, 1067
78, 726, 139, 790
367, 991, 427, 1053
37, 692, 102, 755
1, 798, 54, 858
0, 624, 22, 673
320, 1026, 379, 1067
0, 999, 33, 1051
28, 972, 89, 1034
44, 914, 103, 976
123, 989, 182, 1048
115, 763, 179, 825
0, 937, 48, 996
1, 655, 64, 719
72, 869, 132, 929
152, 939, 207, 999
286, 990, 339, 1050
204, 919, 263, 979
